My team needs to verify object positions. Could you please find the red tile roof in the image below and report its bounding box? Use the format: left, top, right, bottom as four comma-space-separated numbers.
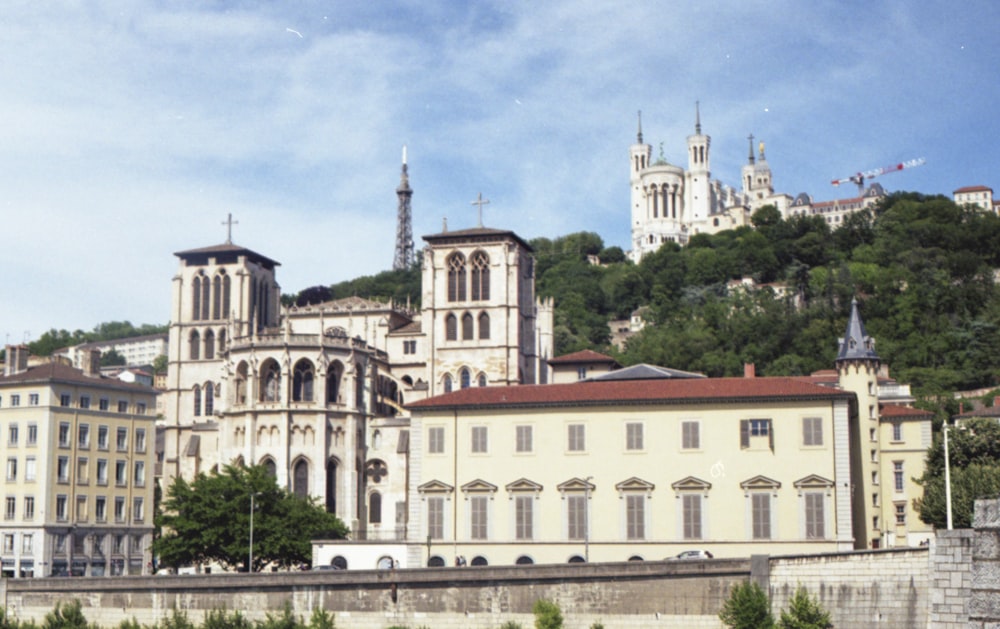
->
0, 362, 157, 394
548, 350, 619, 365
407, 377, 853, 411
879, 403, 933, 420
953, 185, 992, 194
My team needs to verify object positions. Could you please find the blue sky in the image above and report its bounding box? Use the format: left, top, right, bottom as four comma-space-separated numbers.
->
3, 1, 999, 342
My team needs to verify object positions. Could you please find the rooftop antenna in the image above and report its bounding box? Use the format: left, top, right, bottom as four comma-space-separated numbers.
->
393, 144, 415, 270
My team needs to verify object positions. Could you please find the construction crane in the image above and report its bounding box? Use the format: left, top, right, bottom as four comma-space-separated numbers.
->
831, 157, 926, 194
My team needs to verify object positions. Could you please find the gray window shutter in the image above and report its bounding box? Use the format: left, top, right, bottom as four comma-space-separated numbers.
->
740, 420, 749, 449
768, 420, 774, 452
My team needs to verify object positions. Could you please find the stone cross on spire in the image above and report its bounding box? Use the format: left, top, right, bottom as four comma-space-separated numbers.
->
471, 192, 490, 228
747, 134, 756, 165
222, 213, 239, 244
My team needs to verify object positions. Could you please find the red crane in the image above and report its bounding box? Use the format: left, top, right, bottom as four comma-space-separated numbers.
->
831, 157, 926, 194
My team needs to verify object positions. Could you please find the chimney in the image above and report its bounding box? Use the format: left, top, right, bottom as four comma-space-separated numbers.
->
4, 345, 29, 376
85, 349, 101, 377
744, 363, 756, 378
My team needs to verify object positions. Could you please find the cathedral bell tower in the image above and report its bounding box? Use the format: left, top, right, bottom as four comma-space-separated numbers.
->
629, 111, 653, 259
685, 102, 711, 223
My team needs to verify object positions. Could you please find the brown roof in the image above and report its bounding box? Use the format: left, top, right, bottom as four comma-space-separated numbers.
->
0, 362, 158, 394
407, 376, 853, 411
954, 185, 992, 194
548, 350, 619, 365
955, 404, 1000, 419
879, 403, 933, 420
174, 243, 280, 269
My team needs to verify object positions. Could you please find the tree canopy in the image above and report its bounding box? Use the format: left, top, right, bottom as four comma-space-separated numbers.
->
27, 321, 167, 357
154, 464, 348, 572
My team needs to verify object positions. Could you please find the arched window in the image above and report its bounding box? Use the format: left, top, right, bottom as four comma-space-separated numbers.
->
470, 556, 488, 566
355, 363, 364, 411
443, 374, 453, 393
293, 360, 315, 402
327, 362, 344, 404
218, 329, 226, 353
447, 253, 467, 302
221, 272, 231, 319
460, 368, 471, 390
212, 275, 222, 320
445, 314, 458, 341
262, 457, 276, 477
204, 381, 214, 416
478, 312, 490, 340
293, 459, 309, 498
204, 330, 215, 360
427, 556, 446, 567
332, 556, 348, 570
191, 276, 202, 321
189, 330, 200, 360
193, 384, 202, 417
234, 362, 249, 405
369, 492, 382, 524
470, 251, 490, 300
201, 274, 211, 321
462, 313, 474, 340
478, 373, 487, 387
260, 360, 280, 402
515, 555, 534, 565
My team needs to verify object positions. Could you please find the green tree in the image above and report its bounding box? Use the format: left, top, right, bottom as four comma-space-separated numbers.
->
152, 354, 169, 374
154, 464, 348, 572
42, 600, 90, 629
100, 349, 127, 367
777, 587, 832, 628
719, 581, 774, 629
532, 599, 563, 629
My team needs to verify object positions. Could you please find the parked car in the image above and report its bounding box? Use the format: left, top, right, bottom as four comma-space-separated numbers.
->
667, 549, 713, 560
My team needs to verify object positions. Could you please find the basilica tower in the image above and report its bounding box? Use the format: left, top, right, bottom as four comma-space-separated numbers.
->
685, 103, 712, 224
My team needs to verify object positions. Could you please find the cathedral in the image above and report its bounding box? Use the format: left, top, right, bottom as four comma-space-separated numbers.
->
629, 107, 793, 262
158, 156, 554, 543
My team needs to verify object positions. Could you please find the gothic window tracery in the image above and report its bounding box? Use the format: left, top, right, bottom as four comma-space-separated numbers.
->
189, 330, 200, 360
326, 362, 344, 404
460, 367, 471, 390
260, 360, 281, 402
293, 359, 315, 402
204, 381, 214, 415
212, 275, 222, 320
470, 251, 490, 300
192, 276, 202, 321
204, 330, 215, 360
193, 384, 202, 417
293, 459, 309, 498
201, 274, 211, 321
447, 253, 467, 302
478, 312, 490, 339
445, 314, 458, 341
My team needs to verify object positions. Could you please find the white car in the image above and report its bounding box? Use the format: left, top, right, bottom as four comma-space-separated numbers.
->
667, 549, 714, 560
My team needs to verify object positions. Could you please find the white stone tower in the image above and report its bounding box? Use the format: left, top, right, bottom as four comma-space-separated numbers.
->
685, 102, 712, 224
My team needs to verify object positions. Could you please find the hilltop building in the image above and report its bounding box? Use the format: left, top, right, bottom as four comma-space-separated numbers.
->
0, 345, 158, 577
159, 155, 554, 547
313, 299, 932, 569
954, 185, 998, 213
628, 107, 791, 261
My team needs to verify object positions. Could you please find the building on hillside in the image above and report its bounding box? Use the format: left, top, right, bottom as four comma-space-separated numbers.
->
547, 350, 620, 383
158, 154, 555, 559
56, 334, 168, 369
312, 299, 931, 569
607, 307, 650, 351
0, 345, 158, 578
953, 185, 998, 213
628, 107, 791, 261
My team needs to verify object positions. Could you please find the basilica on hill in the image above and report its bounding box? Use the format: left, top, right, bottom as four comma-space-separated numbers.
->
158, 155, 555, 544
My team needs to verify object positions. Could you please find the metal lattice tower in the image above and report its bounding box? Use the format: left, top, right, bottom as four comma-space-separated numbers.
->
393, 145, 415, 270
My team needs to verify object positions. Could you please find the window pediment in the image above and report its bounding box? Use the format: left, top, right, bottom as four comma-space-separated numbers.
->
505, 478, 543, 493
793, 474, 834, 489
460, 479, 498, 494
557, 477, 595, 493
740, 475, 781, 491
615, 477, 655, 492
671, 476, 712, 491
418, 480, 454, 494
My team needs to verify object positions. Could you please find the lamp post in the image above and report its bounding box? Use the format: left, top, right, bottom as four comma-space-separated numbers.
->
584, 476, 593, 563
249, 492, 261, 572
944, 421, 953, 530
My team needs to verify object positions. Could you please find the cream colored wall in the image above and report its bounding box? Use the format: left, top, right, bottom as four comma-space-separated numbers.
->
878, 418, 933, 546
411, 398, 853, 565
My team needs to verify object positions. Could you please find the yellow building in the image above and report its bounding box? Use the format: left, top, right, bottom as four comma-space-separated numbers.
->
0, 345, 158, 577
312, 299, 931, 568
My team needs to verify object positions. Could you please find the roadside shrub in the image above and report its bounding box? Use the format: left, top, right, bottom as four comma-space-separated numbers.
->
42, 601, 90, 629
719, 581, 774, 629
532, 599, 563, 629
777, 587, 832, 629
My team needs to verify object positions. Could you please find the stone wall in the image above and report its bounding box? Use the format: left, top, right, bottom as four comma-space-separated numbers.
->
930, 529, 972, 626
0, 560, 751, 629
768, 548, 929, 628
969, 498, 1000, 627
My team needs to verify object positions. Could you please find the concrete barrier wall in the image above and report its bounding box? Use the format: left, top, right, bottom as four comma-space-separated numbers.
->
0, 560, 751, 629
768, 547, 929, 629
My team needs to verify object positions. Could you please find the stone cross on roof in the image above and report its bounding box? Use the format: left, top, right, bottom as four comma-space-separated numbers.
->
222, 213, 239, 244
471, 192, 490, 228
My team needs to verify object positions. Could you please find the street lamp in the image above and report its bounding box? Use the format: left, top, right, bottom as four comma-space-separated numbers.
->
249, 492, 261, 572
584, 476, 593, 562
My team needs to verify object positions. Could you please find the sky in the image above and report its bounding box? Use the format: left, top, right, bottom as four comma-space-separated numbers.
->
3, 1, 999, 343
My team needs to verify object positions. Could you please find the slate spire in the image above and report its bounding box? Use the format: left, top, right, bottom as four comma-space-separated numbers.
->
836, 298, 879, 363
